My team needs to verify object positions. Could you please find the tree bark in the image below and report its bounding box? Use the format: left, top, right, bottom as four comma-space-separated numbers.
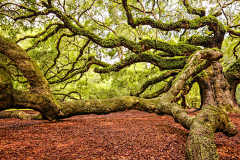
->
196, 61, 240, 113
185, 104, 237, 160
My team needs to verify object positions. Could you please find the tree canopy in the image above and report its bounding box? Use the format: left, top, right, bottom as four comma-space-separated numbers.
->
1, 0, 240, 159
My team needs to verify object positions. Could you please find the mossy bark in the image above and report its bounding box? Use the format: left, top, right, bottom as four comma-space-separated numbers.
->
0, 110, 41, 120
0, 35, 60, 120
196, 61, 240, 113
185, 105, 237, 160
0, 63, 14, 110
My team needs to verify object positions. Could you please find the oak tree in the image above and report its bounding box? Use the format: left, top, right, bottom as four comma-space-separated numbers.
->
1, 0, 240, 159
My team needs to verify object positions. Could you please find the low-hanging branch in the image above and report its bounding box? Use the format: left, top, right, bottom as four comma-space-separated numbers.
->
141, 78, 173, 99
131, 70, 181, 97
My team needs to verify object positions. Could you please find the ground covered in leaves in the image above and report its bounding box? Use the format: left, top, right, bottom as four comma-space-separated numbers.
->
0, 110, 240, 160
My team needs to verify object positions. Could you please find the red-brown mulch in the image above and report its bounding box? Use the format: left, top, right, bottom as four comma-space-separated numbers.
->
0, 110, 240, 160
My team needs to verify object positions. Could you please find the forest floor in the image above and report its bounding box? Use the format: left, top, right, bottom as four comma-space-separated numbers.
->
0, 109, 240, 160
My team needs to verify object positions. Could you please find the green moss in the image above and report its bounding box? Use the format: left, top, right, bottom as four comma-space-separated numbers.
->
196, 70, 208, 78
186, 35, 211, 45
226, 59, 240, 79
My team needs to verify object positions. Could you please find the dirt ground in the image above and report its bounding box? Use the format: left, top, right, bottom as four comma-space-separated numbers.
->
0, 110, 240, 160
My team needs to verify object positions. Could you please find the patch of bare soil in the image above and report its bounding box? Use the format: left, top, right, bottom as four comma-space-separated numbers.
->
0, 110, 240, 160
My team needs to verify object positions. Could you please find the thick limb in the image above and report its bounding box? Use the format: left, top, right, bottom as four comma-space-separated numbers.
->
0, 35, 59, 120
95, 53, 188, 73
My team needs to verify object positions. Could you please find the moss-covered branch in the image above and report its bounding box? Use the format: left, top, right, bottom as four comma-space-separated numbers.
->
58, 96, 159, 119
142, 78, 173, 99
55, 5, 225, 51
227, 28, 240, 37
186, 35, 213, 48
131, 70, 181, 97
156, 49, 223, 125
180, 0, 205, 17
131, 15, 225, 33
122, 0, 222, 33
185, 104, 238, 159
95, 53, 188, 73
226, 58, 240, 81
46, 6, 200, 55
0, 35, 49, 92
153, 49, 238, 159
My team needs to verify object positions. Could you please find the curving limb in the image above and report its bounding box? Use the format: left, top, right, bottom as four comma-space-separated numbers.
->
233, 40, 240, 60
227, 28, 240, 37
121, 0, 224, 33
94, 53, 188, 73
1, 2, 204, 55
142, 78, 173, 99
131, 70, 181, 97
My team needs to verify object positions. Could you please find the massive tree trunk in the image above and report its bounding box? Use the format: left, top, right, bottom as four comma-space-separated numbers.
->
0, 36, 239, 160
197, 61, 240, 113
